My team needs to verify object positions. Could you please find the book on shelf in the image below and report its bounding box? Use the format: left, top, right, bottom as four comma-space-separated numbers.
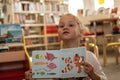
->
45, 15, 54, 24
0, 24, 21, 37
14, 1, 22, 12
22, 2, 30, 11
32, 47, 87, 78
45, 14, 60, 24
29, 2, 37, 12
53, 15, 60, 24
47, 37, 54, 43
14, 1, 38, 12
14, 14, 26, 24
0, 24, 22, 43
38, 3, 44, 12
44, 2, 60, 12
0, 44, 9, 53
46, 25, 58, 34
47, 36, 59, 43
0, 36, 6, 44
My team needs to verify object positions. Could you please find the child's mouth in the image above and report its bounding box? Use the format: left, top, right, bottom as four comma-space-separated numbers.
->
63, 31, 69, 34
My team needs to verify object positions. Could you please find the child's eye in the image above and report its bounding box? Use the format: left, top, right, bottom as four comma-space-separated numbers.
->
58, 25, 64, 28
69, 24, 74, 27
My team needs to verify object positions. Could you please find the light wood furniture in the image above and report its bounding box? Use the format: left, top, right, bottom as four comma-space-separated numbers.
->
89, 17, 119, 36
0, 51, 30, 80
103, 34, 120, 66
84, 35, 99, 58
86, 16, 120, 66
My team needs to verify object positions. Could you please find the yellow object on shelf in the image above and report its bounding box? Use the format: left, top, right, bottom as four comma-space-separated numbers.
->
99, 0, 104, 4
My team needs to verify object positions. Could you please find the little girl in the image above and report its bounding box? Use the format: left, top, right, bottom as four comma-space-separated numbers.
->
55, 13, 107, 80
26, 13, 107, 80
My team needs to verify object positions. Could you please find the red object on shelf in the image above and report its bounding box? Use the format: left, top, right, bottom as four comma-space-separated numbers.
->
84, 32, 95, 35
113, 27, 119, 32
96, 31, 104, 35
46, 25, 58, 34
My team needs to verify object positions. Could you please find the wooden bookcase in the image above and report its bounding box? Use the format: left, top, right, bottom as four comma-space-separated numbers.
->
5, 0, 69, 55
0, 2, 4, 24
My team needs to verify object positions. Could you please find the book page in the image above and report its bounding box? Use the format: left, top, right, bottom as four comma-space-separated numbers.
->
32, 50, 60, 78
32, 47, 87, 78
59, 47, 87, 78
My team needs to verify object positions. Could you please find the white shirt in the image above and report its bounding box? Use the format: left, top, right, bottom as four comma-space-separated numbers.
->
86, 50, 107, 80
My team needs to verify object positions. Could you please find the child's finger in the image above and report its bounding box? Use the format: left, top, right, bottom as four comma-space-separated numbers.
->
81, 61, 85, 65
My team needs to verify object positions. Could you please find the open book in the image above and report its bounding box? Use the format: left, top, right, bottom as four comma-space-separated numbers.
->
32, 47, 87, 78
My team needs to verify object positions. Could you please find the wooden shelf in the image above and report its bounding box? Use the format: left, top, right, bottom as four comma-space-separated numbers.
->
47, 42, 60, 46
6, 43, 24, 47
0, 51, 26, 63
46, 34, 58, 37
26, 44, 45, 48
21, 24, 44, 27
24, 35, 44, 38
14, 11, 40, 14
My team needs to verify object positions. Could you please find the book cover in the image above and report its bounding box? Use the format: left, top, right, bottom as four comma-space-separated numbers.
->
0, 24, 21, 37
32, 47, 87, 78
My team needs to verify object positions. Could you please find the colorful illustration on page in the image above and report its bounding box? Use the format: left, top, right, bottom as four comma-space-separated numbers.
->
61, 53, 85, 73
33, 51, 58, 77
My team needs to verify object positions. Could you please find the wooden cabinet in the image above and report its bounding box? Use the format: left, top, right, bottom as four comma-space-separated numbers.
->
5, 0, 69, 55
0, 51, 30, 80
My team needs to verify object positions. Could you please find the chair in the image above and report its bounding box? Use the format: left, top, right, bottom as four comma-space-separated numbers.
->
84, 35, 99, 58
103, 34, 120, 66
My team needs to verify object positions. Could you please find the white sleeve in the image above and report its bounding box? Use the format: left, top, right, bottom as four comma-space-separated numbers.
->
86, 51, 108, 80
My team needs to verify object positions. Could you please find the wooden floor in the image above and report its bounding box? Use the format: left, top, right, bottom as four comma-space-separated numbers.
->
98, 51, 120, 80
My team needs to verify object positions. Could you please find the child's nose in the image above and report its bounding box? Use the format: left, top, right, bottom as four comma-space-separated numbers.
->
64, 25, 68, 28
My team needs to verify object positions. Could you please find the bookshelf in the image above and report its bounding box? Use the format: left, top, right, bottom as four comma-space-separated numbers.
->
0, 2, 4, 24
5, 0, 69, 55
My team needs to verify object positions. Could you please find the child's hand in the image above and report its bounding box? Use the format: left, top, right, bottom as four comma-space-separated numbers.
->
82, 61, 100, 80
25, 70, 35, 80
81, 61, 94, 75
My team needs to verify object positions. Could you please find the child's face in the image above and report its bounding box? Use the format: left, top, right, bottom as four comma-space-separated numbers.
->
58, 15, 81, 41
